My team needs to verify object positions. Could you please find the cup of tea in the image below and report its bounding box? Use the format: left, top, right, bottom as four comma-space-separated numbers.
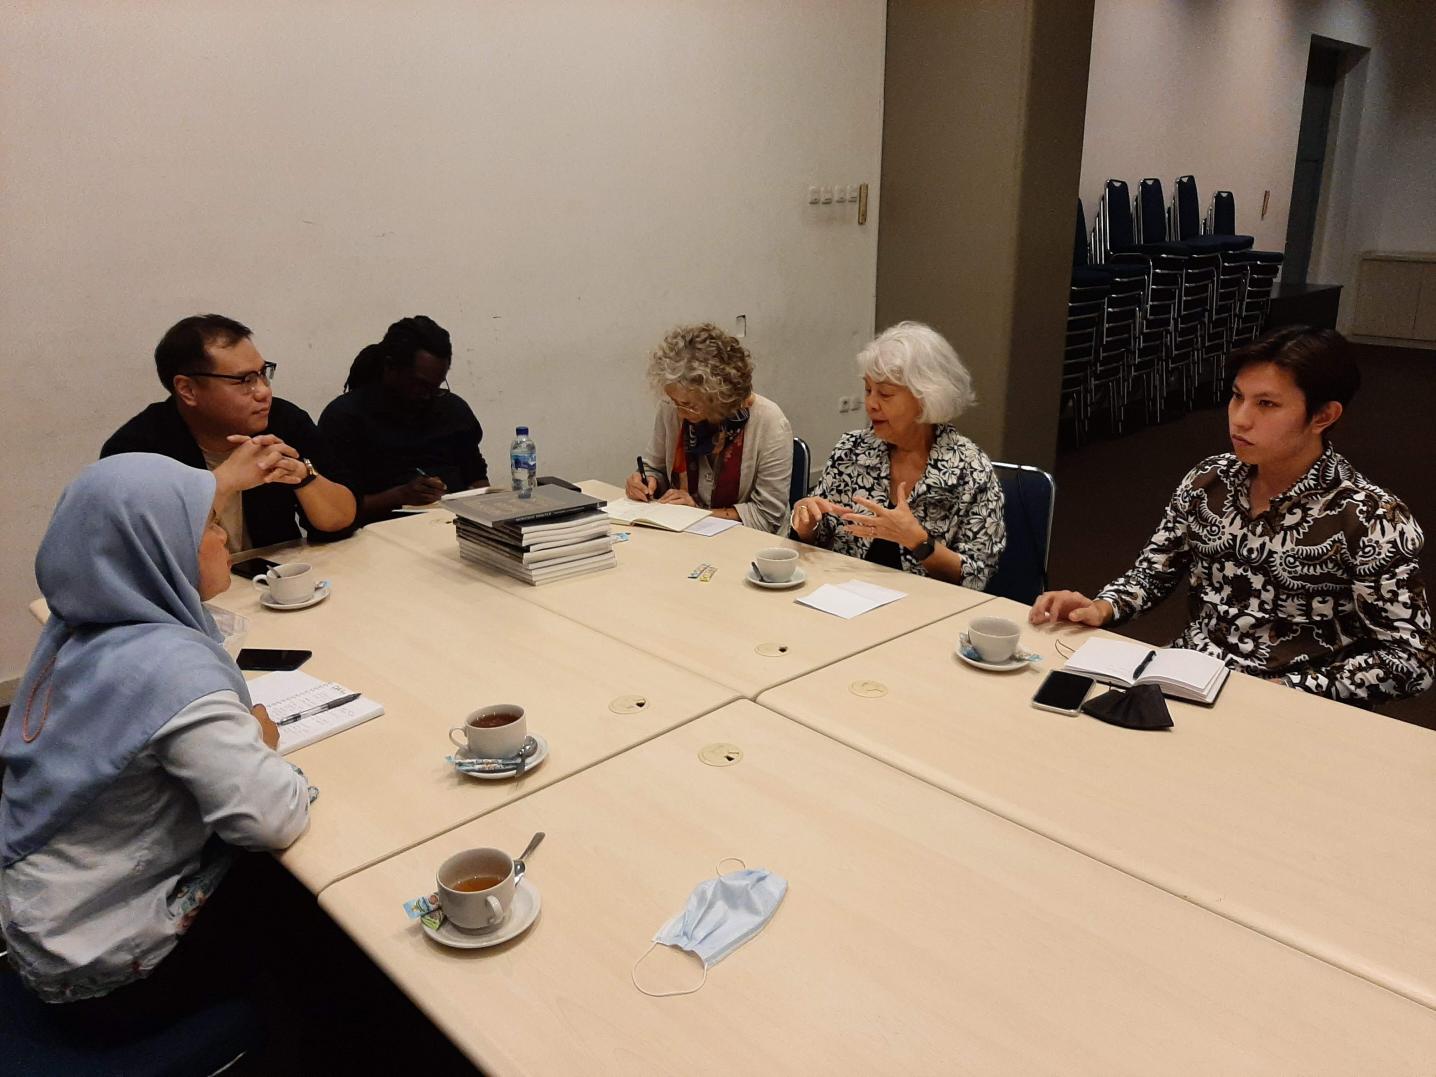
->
449, 704, 527, 758
252, 562, 317, 606
967, 616, 1022, 663
755, 547, 799, 583
437, 848, 516, 931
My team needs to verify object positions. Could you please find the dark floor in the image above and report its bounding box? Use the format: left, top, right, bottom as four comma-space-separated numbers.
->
1048, 342, 1436, 729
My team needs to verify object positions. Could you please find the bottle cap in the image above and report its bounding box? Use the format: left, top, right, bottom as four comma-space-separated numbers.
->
516, 426, 529, 436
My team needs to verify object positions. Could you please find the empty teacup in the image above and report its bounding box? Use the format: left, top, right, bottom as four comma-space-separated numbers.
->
755, 547, 799, 583
967, 616, 1022, 663
252, 562, 317, 605
450, 704, 527, 758
437, 848, 516, 931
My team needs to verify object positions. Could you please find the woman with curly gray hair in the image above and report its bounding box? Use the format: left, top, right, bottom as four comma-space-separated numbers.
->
791, 322, 1005, 587
626, 323, 793, 533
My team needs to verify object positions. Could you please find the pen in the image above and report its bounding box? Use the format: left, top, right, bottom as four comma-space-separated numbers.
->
1131, 650, 1157, 681
636, 456, 653, 501
276, 692, 361, 727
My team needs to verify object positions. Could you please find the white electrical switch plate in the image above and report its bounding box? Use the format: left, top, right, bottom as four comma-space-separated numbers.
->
847, 185, 859, 202
821, 186, 833, 203
807, 186, 820, 205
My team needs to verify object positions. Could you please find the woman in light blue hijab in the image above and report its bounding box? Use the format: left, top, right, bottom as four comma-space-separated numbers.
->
0, 454, 311, 1018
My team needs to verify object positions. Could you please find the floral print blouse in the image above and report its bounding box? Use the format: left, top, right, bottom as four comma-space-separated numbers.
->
1096, 447, 1436, 707
806, 425, 1006, 588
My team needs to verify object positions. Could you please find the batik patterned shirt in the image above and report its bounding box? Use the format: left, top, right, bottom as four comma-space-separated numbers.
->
806, 425, 1005, 588
1096, 447, 1435, 706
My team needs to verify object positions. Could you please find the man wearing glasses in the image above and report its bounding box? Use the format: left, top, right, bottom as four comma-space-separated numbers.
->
101, 314, 359, 550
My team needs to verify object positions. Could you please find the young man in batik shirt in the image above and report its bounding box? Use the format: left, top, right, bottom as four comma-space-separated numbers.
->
1032, 327, 1435, 708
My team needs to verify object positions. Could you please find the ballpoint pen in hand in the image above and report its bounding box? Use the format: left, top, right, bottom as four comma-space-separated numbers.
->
276, 692, 361, 727
636, 456, 654, 501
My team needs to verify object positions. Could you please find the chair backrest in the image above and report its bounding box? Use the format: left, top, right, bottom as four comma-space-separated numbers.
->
789, 436, 811, 507
1074, 199, 1090, 267
1210, 191, 1237, 235
1174, 175, 1201, 240
1103, 180, 1135, 250
1137, 178, 1168, 244
983, 462, 1056, 605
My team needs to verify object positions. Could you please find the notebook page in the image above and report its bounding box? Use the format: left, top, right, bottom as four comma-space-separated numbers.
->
1141, 649, 1228, 693
1061, 637, 1151, 684
247, 671, 384, 755
601, 498, 711, 531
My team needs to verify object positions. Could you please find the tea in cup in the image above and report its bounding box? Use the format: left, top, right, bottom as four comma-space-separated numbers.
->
437, 848, 516, 931
967, 616, 1022, 663
754, 547, 799, 583
449, 704, 527, 758
252, 562, 317, 605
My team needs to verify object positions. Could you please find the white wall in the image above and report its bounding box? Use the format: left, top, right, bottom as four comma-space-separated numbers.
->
1079, 0, 1436, 321
0, 1, 886, 689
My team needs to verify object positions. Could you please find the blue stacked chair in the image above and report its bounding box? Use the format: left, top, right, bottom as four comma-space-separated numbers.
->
1172, 176, 1252, 253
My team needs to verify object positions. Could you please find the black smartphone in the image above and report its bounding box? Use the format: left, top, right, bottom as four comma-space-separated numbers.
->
236, 648, 313, 672
231, 557, 280, 579
1031, 670, 1096, 715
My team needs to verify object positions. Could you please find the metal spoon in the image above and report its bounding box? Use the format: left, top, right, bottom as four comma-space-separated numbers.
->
513, 831, 545, 883
751, 560, 767, 583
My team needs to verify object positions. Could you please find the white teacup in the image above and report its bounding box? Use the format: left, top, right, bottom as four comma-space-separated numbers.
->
968, 616, 1022, 663
449, 704, 528, 758
755, 547, 799, 583
437, 848, 516, 932
252, 562, 317, 606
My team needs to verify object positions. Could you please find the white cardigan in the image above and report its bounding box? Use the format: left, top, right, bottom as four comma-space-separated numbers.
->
640, 393, 793, 534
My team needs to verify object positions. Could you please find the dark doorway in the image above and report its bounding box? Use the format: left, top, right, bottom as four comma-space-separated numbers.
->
1284, 40, 1343, 286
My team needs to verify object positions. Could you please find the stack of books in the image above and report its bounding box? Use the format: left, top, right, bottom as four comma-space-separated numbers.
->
445, 484, 615, 585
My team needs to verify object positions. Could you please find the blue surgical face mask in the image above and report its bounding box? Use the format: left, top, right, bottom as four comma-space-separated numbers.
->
633, 866, 788, 996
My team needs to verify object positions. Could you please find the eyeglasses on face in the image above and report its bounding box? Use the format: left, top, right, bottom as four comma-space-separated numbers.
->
182, 361, 277, 393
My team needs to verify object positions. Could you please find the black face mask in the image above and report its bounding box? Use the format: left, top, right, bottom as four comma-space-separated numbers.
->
1081, 683, 1174, 730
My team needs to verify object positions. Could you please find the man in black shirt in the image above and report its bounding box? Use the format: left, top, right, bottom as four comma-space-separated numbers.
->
320, 316, 489, 524
101, 314, 359, 549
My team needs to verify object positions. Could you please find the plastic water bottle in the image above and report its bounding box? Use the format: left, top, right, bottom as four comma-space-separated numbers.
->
509, 426, 537, 498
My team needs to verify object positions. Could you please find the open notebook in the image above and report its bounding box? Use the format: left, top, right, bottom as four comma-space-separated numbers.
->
247, 670, 384, 754
1061, 637, 1230, 705
601, 497, 713, 532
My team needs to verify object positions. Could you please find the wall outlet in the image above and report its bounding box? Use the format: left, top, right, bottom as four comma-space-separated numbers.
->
837, 395, 854, 413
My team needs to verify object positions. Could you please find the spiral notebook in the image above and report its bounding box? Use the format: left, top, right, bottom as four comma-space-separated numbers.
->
247, 670, 385, 754
1061, 638, 1229, 705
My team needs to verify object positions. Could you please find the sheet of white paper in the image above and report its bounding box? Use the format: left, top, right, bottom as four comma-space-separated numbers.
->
838, 579, 908, 608
685, 516, 740, 537
796, 584, 880, 620
795, 579, 909, 620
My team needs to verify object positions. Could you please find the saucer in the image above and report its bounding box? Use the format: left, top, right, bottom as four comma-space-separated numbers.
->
954, 633, 1033, 673
745, 567, 806, 590
260, 580, 331, 611
422, 882, 541, 949
453, 734, 549, 781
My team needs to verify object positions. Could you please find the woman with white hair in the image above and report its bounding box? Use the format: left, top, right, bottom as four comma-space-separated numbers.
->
791, 322, 1005, 586
625, 323, 793, 533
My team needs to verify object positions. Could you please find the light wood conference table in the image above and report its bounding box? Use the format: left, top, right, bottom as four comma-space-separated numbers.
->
758, 597, 1436, 1010
366, 480, 995, 697
320, 701, 1436, 1075
211, 528, 737, 893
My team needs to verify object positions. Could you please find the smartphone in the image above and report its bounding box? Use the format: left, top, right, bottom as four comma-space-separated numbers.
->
236, 648, 313, 672
1031, 670, 1096, 716
231, 557, 280, 579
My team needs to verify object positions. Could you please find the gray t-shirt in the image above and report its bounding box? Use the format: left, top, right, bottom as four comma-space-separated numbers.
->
0, 690, 311, 1002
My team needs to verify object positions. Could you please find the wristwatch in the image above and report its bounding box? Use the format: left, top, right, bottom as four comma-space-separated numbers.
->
295, 458, 318, 489
908, 531, 937, 562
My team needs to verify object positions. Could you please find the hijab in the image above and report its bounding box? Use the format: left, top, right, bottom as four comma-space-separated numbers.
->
0, 454, 250, 866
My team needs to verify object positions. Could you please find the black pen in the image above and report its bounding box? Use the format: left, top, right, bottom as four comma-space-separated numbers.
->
636, 456, 653, 501
1131, 650, 1157, 681
276, 692, 361, 727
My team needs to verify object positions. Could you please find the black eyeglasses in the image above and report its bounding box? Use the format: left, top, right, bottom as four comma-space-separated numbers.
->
182, 362, 277, 394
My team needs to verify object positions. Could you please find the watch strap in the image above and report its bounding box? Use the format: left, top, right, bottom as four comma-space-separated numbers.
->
295, 458, 318, 489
